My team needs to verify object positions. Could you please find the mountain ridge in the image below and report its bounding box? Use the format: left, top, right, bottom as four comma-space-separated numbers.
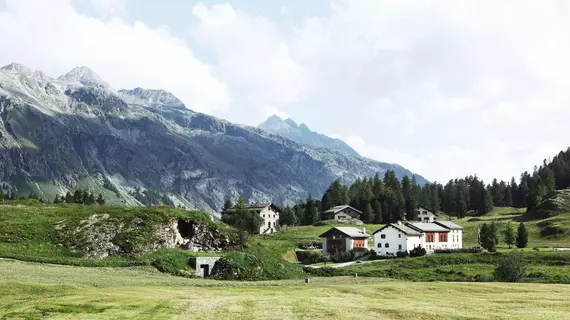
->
258, 115, 361, 157
0, 62, 428, 216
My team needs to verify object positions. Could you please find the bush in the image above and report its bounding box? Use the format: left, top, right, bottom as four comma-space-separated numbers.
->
295, 250, 329, 265
396, 251, 409, 258
210, 252, 263, 280
494, 253, 527, 282
434, 248, 483, 254
298, 240, 322, 250
331, 250, 355, 263
409, 246, 427, 257
303, 266, 338, 277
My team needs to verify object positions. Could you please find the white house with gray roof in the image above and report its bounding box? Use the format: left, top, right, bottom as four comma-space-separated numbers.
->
322, 205, 362, 220
373, 220, 463, 255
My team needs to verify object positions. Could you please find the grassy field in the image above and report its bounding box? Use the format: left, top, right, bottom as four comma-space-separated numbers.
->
2, 259, 570, 320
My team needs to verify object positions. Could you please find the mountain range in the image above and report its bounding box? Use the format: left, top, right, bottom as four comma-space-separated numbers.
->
258, 115, 360, 157
0, 62, 427, 216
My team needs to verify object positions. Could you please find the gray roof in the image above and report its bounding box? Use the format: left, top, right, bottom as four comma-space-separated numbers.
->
323, 205, 362, 214
373, 223, 423, 236
319, 227, 370, 238
406, 222, 450, 233
434, 221, 463, 230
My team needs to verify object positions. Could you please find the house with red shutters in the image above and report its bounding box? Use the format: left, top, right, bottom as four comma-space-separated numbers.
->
373, 220, 463, 256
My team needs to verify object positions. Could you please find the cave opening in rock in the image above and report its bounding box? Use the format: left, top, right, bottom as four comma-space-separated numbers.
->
177, 219, 195, 238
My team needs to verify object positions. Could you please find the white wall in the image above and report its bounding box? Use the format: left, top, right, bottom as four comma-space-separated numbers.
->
259, 206, 279, 234
374, 225, 411, 255
449, 229, 463, 249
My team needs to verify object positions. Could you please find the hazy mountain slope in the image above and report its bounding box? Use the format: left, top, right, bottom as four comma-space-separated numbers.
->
258, 115, 360, 157
0, 63, 427, 216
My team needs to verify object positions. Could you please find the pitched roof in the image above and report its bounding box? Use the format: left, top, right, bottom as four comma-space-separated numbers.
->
372, 223, 423, 236
318, 227, 370, 238
406, 222, 450, 233
322, 205, 362, 214
434, 220, 463, 230
417, 207, 439, 216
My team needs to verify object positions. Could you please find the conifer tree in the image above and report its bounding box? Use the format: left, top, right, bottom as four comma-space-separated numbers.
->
515, 222, 529, 248
372, 199, 383, 223
304, 194, 319, 225
361, 202, 373, 223
503, 222, 516, 248
223, 198, 234, 211
96, 194, 105, 205
65, 192, 73, 203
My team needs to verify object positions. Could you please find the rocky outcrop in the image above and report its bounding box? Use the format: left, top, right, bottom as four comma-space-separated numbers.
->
55, 214, 235, 259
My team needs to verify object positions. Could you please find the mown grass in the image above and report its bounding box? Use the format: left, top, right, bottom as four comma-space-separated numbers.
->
1, 259, 570, 319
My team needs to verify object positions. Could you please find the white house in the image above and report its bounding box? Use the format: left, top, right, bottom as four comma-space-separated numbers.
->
416, 207, 438, 222
222, 203, 280, 234
373, 220, 464, 255
373, 222, 423, 256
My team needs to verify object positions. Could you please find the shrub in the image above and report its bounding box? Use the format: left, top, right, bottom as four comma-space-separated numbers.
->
396, 251, 409, 258
527, 272, 546, 279
494, 253, 527, 282
331, 250, 355, 263
298, 240, 322, 250
409, 246, 427, 257
434, 248, 483, 254
210, 252, 263, 280
295, 250, 329, 265
303, 266, 338, 277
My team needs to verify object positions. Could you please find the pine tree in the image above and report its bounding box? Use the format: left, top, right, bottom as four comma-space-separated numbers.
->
223, 198, 234, 211
503, 183, 513, 207
73, 190, 83, 203
82, 191, 91, 205
455, 182, 468, 218
53, 195, 61, 204
65, 192, 73, 203
503, 222, 516, 249
515, 222, 529, 248
478, 223, 496, 252
88, 193, 96, 205
480, 187, 494, 214
372, 199, 383, 223
361, 202, 373, 223
402, 176, 417, 220
96, 194, 105, 205
304, 194, 319, 225
280, 206, 297, 226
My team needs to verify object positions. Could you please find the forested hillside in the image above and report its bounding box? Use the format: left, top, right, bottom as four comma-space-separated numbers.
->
280, 148, 570, 225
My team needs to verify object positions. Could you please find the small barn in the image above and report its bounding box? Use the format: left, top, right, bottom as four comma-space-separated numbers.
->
322, 205, 362, 220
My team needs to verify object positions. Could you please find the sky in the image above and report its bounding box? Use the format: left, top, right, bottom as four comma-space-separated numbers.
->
1, 0, 570, 184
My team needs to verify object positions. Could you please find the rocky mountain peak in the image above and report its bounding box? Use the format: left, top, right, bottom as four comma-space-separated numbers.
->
58, 66, 111, 89
118, 87, 184, 108
258, 115, 361, 157
1, 62, 50, 80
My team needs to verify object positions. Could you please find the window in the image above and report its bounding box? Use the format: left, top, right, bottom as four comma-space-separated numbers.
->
398, 234, 401, 238
267, 222, 271, 227
398, 244, 402, 250
263, 214, 265, 218
426, 233, 435, 243
381, 234, 386, 239
377, 243, 382, 248
439, 233, 448, 242
385, 243, 389, 248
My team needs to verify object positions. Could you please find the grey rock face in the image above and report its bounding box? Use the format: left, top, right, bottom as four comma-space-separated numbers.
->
0, 63, 428, 215
258, 115, 361, 157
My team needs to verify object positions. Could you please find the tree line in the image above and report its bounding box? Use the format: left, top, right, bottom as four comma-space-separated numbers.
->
478, 221, 528, 251
280, 147, 570, 225
53, 189, 105, 205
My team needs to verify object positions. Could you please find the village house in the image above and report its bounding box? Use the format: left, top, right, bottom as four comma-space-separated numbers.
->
222, 203, 280, 234
319, 227, 370, 256
373, 220, 463, 255
321, 205, 362, 220
416, 207, 438, 222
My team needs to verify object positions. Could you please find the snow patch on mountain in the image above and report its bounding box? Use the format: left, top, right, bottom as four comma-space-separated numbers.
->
118, 87, 185, 109
58, 66, 112, 91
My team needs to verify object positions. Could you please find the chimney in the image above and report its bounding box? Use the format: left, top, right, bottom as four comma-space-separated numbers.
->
397, 221, 402, 226
362, 227, 366, 234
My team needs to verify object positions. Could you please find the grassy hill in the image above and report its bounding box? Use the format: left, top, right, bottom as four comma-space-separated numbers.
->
0, 200, 232, 272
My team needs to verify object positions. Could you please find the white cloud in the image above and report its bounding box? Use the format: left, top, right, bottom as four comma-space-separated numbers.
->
0, 0, 230, 114
190, 3, 312, 109
89, 0, 126, 17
